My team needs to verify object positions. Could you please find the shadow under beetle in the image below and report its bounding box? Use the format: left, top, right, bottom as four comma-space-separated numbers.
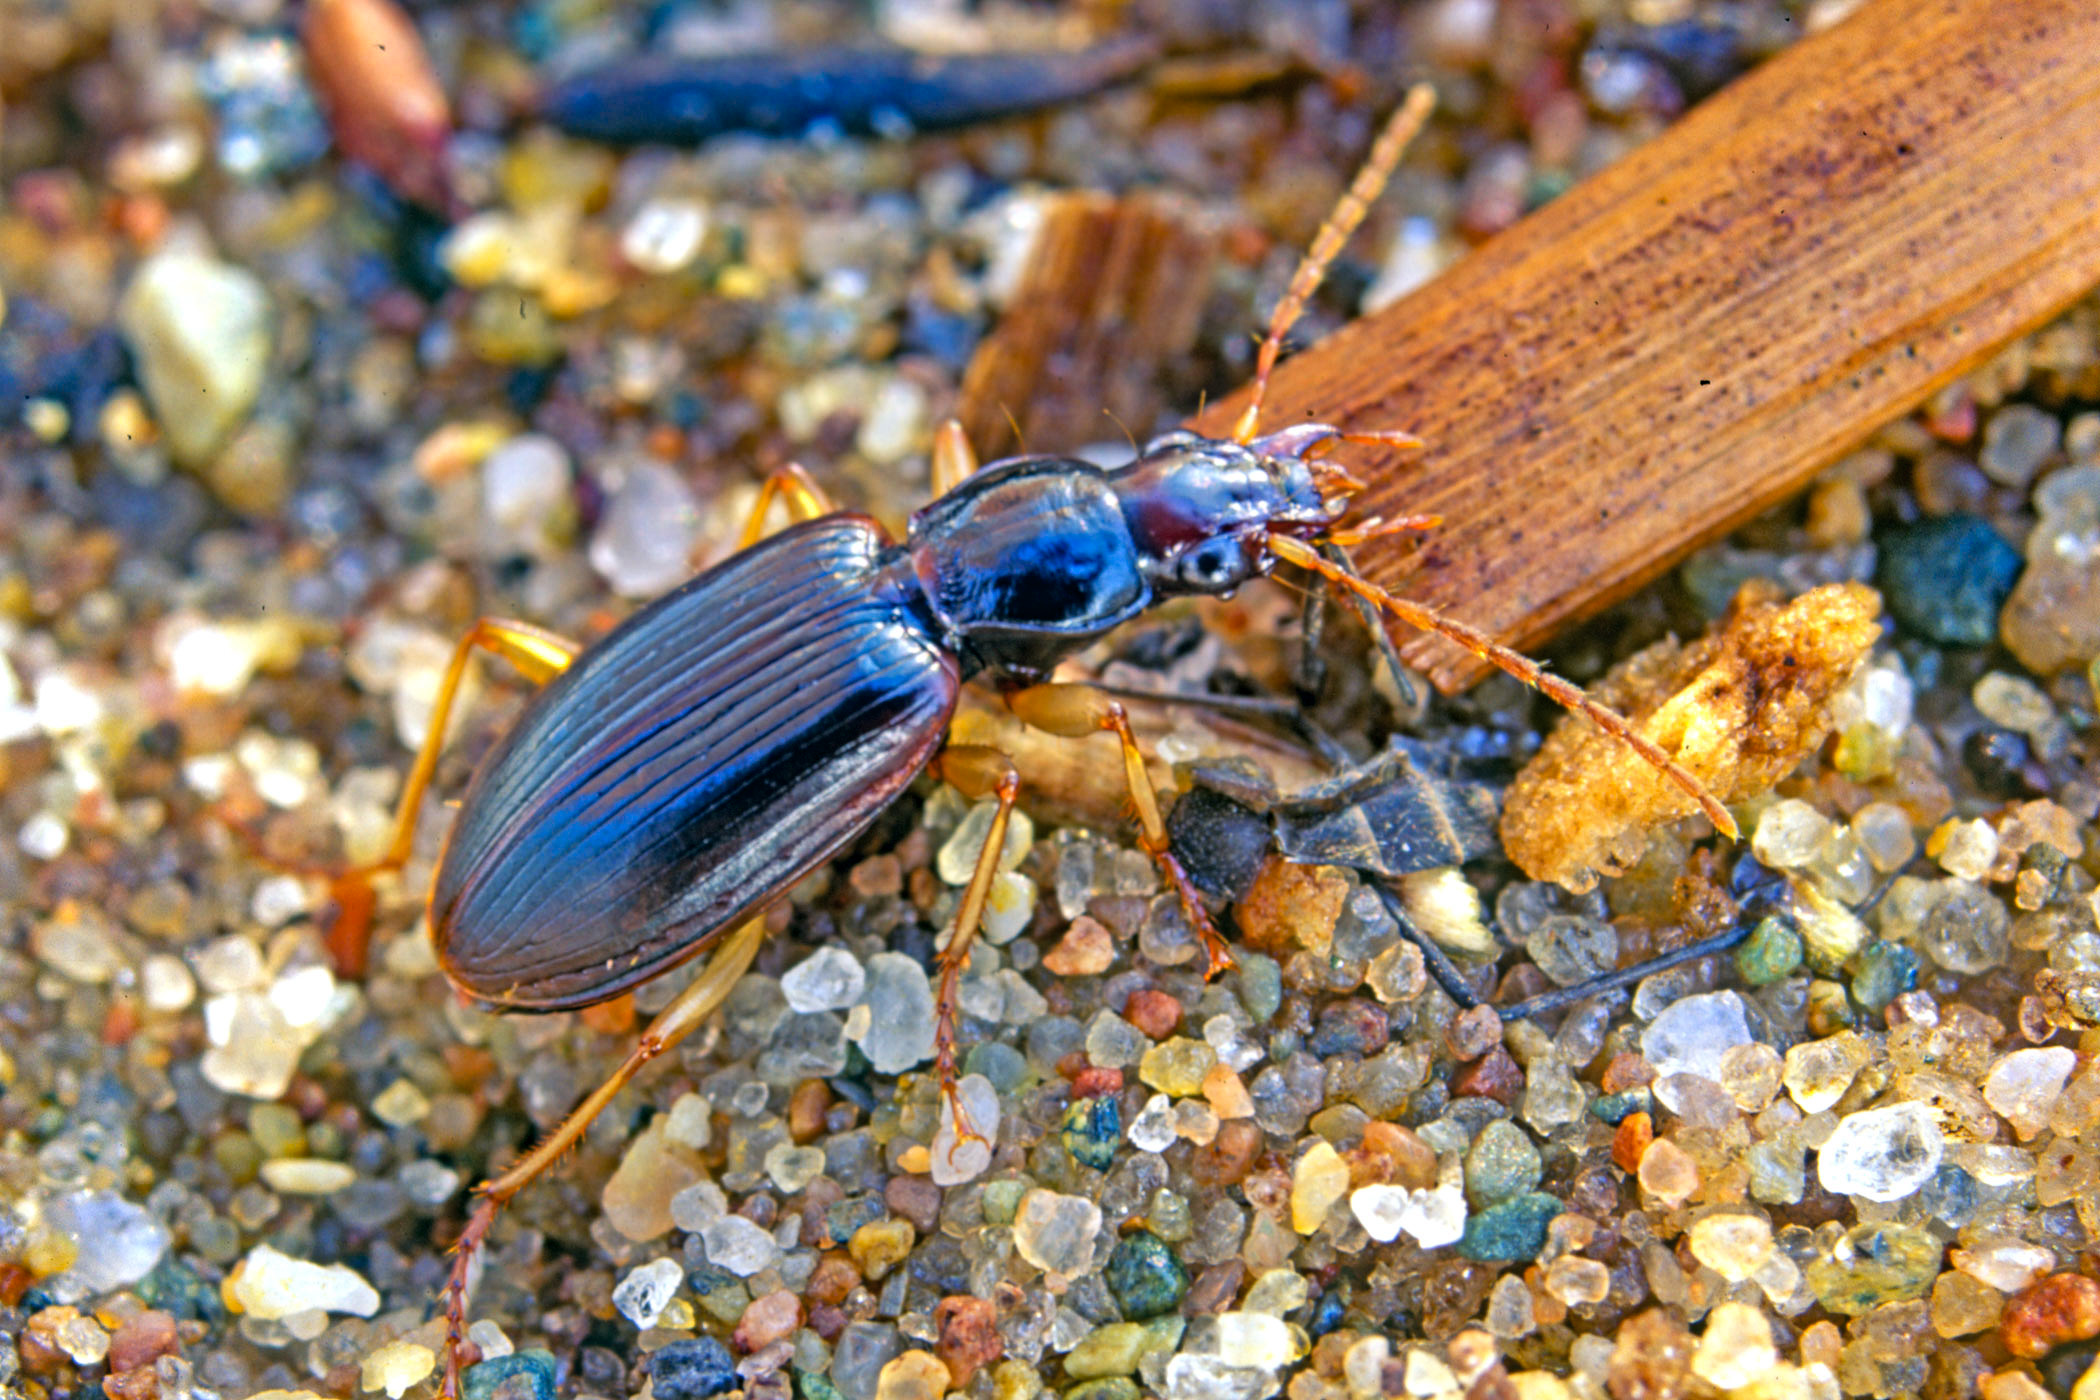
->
317, 86, 1736, 1395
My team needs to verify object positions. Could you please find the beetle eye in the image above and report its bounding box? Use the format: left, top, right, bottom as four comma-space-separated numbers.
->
1180, 543, 1238, 588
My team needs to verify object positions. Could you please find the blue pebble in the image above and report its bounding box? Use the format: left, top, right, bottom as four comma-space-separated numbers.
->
651, 1337, 739, 1400
1876, 514, 2022, 646
1307, 1288, 1348, 1338
823, 1195, 887, 1248
1457, 1192, 1563, 1262
1102, 1230, 1188, 1319
1061, 1095, 1121, 1170
1849, 940, 1919, 1015
1589, 1088, 1652, 1125
463, 1350, 558, 1400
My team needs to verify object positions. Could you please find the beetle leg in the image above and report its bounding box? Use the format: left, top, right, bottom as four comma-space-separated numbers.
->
328, 617, 581, 977
737, 461, 838, 549
1006, 684, 1236, 978
928, 743, 1020, 1147
930, 418, 981, 497
439, 914, 767, 1400
1266, 534, 1742, 839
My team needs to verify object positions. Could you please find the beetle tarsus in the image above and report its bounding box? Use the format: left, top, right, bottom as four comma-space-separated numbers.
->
439, 1189, 499, 1399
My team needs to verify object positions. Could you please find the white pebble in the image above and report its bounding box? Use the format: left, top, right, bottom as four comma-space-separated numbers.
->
230, 1244, 380, 1320
781, 946, 865, 1013
1817, 1101, 1944, 1202
701, 1214, 780, 1277
612, 1257, 685, 1329
621, 199, 710, 275
118, 248, 272, 465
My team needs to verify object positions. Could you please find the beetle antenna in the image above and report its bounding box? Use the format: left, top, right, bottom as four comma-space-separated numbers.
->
1001, 404, 1028, 455
1103, 407, 1139, 454
1268, 533, 1740, 838
1233, 83, 1436, 445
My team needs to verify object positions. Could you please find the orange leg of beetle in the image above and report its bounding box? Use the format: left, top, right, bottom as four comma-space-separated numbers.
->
440, 916, 766, 1399
1266, 534, 1741, 839
327, 618, 580, 976
930, 419, 980, 497
738, 462, 838, 548
1007, 683, 1235, 977
927, 744, 1020, 1143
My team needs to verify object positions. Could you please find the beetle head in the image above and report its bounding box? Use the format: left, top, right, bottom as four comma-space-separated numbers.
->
1108, 424, 1376, 597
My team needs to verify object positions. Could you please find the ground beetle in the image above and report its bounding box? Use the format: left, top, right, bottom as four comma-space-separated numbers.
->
317, 87, 1735, 1394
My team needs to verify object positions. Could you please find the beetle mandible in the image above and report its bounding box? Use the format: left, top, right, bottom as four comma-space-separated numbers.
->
319, 85, 1736, 1394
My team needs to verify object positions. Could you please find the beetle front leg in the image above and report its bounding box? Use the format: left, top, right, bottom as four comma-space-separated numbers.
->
439, 915, 768, 1400
930, 418, 981, 497
329, 617, 581, 976
1006, 683, 1236, 978
928, 743, 1020, 1147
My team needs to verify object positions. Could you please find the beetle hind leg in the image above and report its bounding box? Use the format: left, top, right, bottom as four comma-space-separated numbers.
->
438, 915, 768, 1399
328, 618, 581, 977
928, 744, 1021, 1149
1006, 684, 1236, 978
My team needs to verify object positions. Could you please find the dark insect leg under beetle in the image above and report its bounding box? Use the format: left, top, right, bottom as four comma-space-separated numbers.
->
1370, 880, 1755, 1024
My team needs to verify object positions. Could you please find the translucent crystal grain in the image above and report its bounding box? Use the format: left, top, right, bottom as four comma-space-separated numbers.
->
1542, 1256, 1610, 1306
1012, 1190, 1101, 1276
702, 1215, 780, 1277
1687, 1213, 1774, 1281
1983, 1047, 2075, 1140
1641, 991, 1752, 1110
1691, 1303, 1777, 1391
1934, 820, 1999, 882
1783, 1032, 1871, 1113
1086, 1011, 1147, 1069
614, 1257, 685, 1329
1349, 1183, 1466, 1249
1717, 1043, 1783, 1112
1974, 671, 2055, 731
853, 954, 936, 1073
781, 947, 865, 1014
1852, 803, 1917, 873
1140, 1038, 1217, 1097
1637, 1139, 1699, 1206
1817, 1102, 1944, 1202
1291, 1142, 1351, 1233
1917, 879, 2010, 974
1930, 1269, 2003, 1338
1485, 1274, 1535, 1338
1753, 800, 1833, 869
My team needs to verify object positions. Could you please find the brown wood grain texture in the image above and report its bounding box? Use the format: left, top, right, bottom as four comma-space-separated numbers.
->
1189, 0, 2100, 692
960, 192, 1219, 459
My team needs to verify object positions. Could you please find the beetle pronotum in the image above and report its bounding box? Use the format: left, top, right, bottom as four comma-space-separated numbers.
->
319, 84, 1734, 1395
